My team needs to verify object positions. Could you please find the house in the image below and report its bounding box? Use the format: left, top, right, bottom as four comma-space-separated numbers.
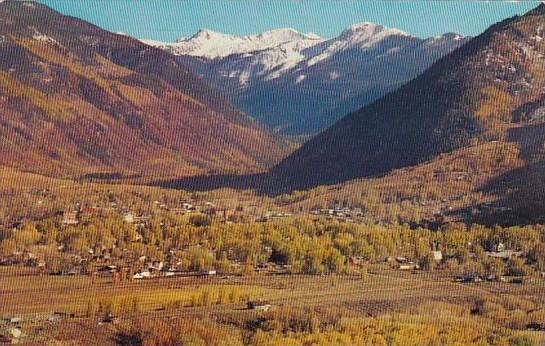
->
122, 212, 134, 223
62, 210, 79, 225
133, 271, 151, 279
247, 300, 272, 311
399, 263, 419, 271
4, 327, 22, 341
350, 256, 365, 266
201, 269, 217, 276
100, 313, 119, 324
182, 203, 194, 209
147, 261, 164, 271
97, 265, 118, 275
395, 256, 408, 264
5, 317, 22, 324
62, 269, 78, 276
508, 277, 524, 284
47, 311, 73, 323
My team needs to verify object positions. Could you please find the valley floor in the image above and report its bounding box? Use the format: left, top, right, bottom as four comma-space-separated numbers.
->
1, 266, 544, 345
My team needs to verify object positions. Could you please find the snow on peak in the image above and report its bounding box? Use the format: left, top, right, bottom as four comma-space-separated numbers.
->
424, 32, 467, 46
306, 22, 411, 66
305, 32, 322, 40
147, 27, 322, 59
191, 28, 234, 41
339, 22, 409, 42
141, 22, 464, 85
255, 28, 319, 42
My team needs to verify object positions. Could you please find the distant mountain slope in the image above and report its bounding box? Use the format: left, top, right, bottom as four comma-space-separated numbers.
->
270, 4, 545, 190
0, 0, 292, 179
145, 24, 468, 134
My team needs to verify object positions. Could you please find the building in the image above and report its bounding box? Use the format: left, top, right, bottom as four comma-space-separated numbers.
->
399, 263, 420, 271
432, 251, 443, 262
247, 300, 272, 311
395, 256, 408, 263
122, 212, 134, 223
62, 210, 79, 225
485, 250, 523, 260
201, 269, 217, 276
350, 256, 365, 266
133, 271, 151, 279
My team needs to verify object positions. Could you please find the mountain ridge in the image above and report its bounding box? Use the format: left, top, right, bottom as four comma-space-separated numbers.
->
144, 24, 468, 134
0, 0, 293, 179
269, 5, 545, 190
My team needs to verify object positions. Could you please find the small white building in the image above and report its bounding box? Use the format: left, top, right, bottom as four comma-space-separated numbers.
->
133, 271, 151, 279
201, 269, 217, 276
399, 263, 420, 271
123, 212, 135, 223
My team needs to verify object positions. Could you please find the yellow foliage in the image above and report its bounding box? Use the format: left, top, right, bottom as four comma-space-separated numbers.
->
0, 71, 75, 120
475, 86, 514, 119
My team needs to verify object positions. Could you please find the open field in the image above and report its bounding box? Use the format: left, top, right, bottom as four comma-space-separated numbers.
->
2, 266, 544, 345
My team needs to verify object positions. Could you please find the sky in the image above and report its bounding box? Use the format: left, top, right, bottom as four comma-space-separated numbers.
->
36, 0, 539, 42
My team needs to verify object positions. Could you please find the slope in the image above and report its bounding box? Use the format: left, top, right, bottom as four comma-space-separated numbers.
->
270, 4, 545, 190
150, 25, 467, 134
0, 0, 292, 179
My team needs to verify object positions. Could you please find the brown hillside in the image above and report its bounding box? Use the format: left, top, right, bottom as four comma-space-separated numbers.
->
0, 0, 292, 179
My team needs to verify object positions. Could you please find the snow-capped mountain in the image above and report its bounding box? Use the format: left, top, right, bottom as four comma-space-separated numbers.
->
305, 23, 410, 66
142, 28, 322, 59
143, 24, 468, 135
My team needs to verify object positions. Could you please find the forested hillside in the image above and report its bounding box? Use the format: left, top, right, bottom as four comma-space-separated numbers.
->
0, 0, 292, 179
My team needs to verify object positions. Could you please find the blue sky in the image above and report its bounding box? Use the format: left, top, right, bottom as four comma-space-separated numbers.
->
37, 0, 538, 41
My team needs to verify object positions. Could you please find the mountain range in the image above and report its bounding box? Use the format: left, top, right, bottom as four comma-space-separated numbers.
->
4, 0, 545, 225
270, 4, 545, 195
144, 24, 468, 134
0, 0, 292, 179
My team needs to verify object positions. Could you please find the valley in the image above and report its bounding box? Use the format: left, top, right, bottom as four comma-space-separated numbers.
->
1, 1, 545, 345
147, 25, 467, 134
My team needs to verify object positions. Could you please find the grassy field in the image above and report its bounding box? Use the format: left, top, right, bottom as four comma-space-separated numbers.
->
2, 266, 543, 345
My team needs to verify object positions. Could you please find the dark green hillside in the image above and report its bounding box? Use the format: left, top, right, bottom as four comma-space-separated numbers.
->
271, 4, 545, 191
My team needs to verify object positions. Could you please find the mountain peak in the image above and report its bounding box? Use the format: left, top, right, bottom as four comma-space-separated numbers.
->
256, 27, 321, 42
340, 22, 409, 40
346, 22, 382, 31
150, 26, 323, 59
191, 28, 232, 40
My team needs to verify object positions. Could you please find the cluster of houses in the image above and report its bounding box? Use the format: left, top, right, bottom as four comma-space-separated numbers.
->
309, 207, 364, 221
91, 253, 221, 282
58, 199, 228, 227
